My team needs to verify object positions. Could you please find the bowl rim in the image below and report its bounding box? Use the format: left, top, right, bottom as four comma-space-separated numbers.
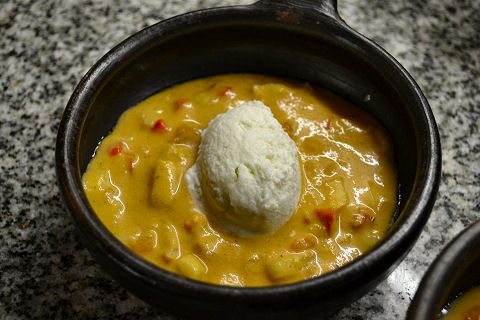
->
56, 2, 441, 304
407, 220, 480, 318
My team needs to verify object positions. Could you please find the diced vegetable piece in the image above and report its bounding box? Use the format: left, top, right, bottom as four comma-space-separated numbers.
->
152, 119, 170, 133
142, 110, 162, 128
92, 171, 125, 212
266, 252, 316, 282
291, 233, 318, 251
301, 250, 321, 277
151, 160, 180, 207
252, 83, 289, 101
322, 163, 337, 177
173, 124, 202, 146
197, 234, 222, 255
266, 255, 301, 281
163, 144, 187, 161
323, 178, 348, 209
192, 92, 214, 107
351, 209, 374, 229
300, 136, 327, 155
335, 232, 353, 245
351, 213, 369, 229
184, 214, 206, 232
162, 144, 196, 169
193, 224, 241, 257
253, 83, 302, 110
161, 224, 181, 262
307, 223, 323, 236
314, 208, 335, 235
303, 160, 322, 182
176, 254, 206, 280
128, 230, 157, 254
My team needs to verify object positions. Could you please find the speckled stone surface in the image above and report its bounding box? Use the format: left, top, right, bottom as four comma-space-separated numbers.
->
1, 0, 479, 319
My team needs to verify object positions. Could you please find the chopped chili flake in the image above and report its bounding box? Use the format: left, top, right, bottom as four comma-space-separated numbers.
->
152, 119, 170, 133
219, 86, 233, 96
304, 216, 311, 225
314, 208, 335, 235
127, 157, 134, 173
109, 144, 122, 156
175, 98, 185, 111
325, 118, 332, 130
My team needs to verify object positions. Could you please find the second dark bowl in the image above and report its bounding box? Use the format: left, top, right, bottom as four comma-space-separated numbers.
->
408, 220, 480, 319
56, 0, 441, 318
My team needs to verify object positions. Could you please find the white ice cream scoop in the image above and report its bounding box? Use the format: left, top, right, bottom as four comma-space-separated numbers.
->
185, 101, 301, 237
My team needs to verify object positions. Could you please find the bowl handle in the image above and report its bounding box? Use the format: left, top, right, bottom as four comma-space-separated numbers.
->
254, 0, 341, 21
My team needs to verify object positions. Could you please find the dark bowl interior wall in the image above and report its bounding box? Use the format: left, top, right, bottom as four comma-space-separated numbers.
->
79, 15, 417, 217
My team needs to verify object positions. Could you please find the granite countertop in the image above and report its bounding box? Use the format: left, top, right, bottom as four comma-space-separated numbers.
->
1, 0, 479, 318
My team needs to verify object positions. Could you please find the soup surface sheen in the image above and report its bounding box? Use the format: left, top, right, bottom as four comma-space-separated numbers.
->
441, 285, 480, 320
82, 74, 397, 286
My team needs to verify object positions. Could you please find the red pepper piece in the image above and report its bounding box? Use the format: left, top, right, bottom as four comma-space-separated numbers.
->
175, 98, 185, 111
109, 144, 122, 156
152, 119, 170, 133
314, 208, 335, 235
219, 86, 233, 96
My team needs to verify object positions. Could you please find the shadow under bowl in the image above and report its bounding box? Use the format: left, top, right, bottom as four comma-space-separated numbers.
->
56, 1, 441, 318
408, 220, 480, 319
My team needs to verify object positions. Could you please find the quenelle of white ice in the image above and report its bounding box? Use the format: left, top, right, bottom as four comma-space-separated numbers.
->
185, 100, 301, 237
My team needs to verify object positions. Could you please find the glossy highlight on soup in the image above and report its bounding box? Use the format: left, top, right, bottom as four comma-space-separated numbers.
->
82, 74, 397, 286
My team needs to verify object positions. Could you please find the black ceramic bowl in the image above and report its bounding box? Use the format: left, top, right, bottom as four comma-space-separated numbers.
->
407, 220, 480, 319
56, 0, 441, 318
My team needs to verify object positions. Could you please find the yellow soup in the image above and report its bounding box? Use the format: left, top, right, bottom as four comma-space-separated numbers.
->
82, 74, 397, 286
441, 286, 480, 320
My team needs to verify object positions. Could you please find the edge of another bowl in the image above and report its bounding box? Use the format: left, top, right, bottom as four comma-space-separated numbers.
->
407, 220, 480, 319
